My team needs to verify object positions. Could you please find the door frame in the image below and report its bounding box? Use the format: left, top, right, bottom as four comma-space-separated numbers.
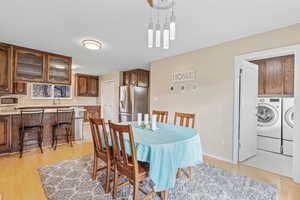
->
233, 44, 300, 183
101, 80, 116, 121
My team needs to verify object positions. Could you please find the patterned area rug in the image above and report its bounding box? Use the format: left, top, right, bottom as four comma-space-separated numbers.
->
38, 155, 277, 200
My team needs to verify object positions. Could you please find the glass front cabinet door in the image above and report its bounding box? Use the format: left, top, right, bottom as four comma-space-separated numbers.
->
47, 55, 72, 85
14, 48, 45, 82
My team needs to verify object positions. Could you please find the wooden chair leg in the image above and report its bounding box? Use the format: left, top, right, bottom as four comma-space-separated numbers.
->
65, 128, 69, 144
188, 167, 193, 181
54, 130, 58, 150
38, 130, 43, 153
69, 128, 73, 147
19, 132, 24, 158
176, 168, 182, 178
160, 191, 169, 200
51, 127, 55, 148
133, 180, 139, 200
92, 153, 98, 180
105, 161, 112, 193
113, 167, 118, 199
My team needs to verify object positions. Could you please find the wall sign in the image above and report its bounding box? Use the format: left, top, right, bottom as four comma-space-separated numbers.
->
172, 71, 197, 82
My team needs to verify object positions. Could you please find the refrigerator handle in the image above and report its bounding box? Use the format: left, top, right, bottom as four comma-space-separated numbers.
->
130, 85, 135, 114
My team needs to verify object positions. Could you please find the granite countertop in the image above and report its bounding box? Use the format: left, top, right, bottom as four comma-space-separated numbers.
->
0, 104, 93, 115
15, 104, 100, 109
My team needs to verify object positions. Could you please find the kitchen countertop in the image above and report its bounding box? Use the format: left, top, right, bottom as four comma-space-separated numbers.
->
0, 104, 98, 115
15, 104, 100, 109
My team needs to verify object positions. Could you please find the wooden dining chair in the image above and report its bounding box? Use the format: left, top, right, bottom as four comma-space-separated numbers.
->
108, 121, 157, 200
173, 112, 195, 128
173, 112, 196, 181
89, 118, 113, 193
152, 110, 169, 123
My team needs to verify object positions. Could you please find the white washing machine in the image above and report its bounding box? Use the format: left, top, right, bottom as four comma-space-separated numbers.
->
282, 97, 295, 156
257, 97, 282, 153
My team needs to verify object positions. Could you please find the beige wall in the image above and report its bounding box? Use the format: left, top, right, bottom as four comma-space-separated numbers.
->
150, 23, 300, 161
16, 74, 100, 106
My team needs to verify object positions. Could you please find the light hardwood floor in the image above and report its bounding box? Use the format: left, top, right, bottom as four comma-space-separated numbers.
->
0, 142, 299, 200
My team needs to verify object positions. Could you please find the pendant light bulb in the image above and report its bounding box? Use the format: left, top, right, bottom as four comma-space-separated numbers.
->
163, 22, 170, 49
170, 15, 176, 41
148, 22, 154, 48
155, 23, 161, 48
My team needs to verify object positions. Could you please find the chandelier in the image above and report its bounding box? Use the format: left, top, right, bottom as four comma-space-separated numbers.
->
147, 0, 176, 49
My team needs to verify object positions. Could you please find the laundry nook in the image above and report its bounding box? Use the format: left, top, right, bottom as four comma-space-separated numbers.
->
237, 54, 295, 177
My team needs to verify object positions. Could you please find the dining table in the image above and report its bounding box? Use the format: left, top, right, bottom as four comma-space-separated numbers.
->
119, 122, 203, 199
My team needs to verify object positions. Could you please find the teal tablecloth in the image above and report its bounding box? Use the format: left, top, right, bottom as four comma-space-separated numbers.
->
120, 122, 203, 192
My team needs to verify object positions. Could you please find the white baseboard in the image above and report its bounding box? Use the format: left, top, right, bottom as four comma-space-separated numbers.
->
203, 152, 234, 164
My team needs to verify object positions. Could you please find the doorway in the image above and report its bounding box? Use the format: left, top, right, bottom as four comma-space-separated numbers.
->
101, 80, 116, 122
233, 44, 300, 183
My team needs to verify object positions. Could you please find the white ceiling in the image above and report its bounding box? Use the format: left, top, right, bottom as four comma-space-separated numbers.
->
0, 0, 300, 75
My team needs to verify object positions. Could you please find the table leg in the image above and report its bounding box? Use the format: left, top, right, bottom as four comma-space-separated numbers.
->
160, 190, 169, 200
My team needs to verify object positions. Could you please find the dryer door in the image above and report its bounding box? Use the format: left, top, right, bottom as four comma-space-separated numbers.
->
257, 103, 279, 127
285, 107, 295, 128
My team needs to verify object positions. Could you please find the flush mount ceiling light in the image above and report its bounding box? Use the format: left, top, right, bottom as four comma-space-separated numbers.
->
81, 40, 102, 50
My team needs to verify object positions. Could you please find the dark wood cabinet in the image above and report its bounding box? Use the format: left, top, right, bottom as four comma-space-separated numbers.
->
0, 44, 13, 94
251, 55, 294, 96
123, 71, 130, 85
47, 54, 72, 85
252, 60, 266, 95
13, 82, 27, 95
265, 57, 284, 95
89, 77, 99, 97
138, 70, 149, 87
14, 47, 46, 82
123, 69, 149, 87
0, 43, 73, 90
283, 55, 294, 95
0, 115, 11, 153
75, 74, 99, 97
84, 106, 101, 122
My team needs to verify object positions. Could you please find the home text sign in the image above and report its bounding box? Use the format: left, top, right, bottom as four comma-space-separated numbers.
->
172, 71, 197, 82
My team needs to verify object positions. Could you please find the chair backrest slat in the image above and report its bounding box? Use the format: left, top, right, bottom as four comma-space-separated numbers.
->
109, 122, 139, 174
89, 118, 110, 157
56, 108, 74, 124
174, 112, 195, 128
152, 110, 168, 123
20, 109, 44, 129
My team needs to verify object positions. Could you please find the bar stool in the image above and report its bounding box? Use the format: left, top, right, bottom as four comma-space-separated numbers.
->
52, 108, 74, 150
19, 109, 45, 158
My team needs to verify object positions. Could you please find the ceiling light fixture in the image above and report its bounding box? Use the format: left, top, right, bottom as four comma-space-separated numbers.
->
147, 0, 176, 50
81, 40, 102, 50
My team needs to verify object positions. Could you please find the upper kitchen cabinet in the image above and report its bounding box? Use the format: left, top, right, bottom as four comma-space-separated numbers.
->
89, 76, 99, 96
0, 44, 13, 94
123, 69, 149, 87
251, 55, 294, 96
13, 82, 27, 95
137, 70, 149, 87
14, 47, 46, 82
47, 54, 72, 85
283, 55, 294, 95
75, 74, 99, 97
264, 57, 284, 95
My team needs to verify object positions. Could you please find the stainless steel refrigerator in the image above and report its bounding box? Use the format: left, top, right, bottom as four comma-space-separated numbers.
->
119, 86, 149, 122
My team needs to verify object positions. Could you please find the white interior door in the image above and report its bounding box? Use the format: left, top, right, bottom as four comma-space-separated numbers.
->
102, 81, 116, 122
239, 61, 259, 162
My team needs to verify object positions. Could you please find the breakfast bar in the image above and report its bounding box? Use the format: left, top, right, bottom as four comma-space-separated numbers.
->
0, 105, 87, 155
